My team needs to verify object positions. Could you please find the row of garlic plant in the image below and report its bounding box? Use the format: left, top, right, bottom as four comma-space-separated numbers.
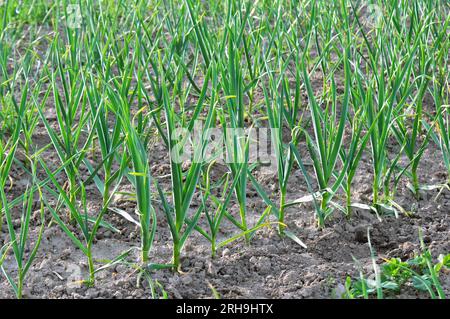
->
0, 0, 449, 298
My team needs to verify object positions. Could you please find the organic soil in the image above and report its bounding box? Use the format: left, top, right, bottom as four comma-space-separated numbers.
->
1, 133, 449, 299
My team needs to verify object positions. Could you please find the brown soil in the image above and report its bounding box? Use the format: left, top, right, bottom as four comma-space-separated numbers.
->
1, 16, 449, 299
1, 130, 449, 299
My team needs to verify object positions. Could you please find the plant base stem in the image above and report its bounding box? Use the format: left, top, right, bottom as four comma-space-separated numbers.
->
278, 191, 286, 235
173, 242, 181, 272
87, 252, 95, 287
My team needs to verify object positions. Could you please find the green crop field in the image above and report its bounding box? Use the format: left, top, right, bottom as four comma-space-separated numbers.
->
0, 0, 449, 299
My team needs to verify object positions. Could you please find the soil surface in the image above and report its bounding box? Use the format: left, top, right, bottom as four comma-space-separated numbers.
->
1, 18, 449, 299
1, 132, 449, 299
